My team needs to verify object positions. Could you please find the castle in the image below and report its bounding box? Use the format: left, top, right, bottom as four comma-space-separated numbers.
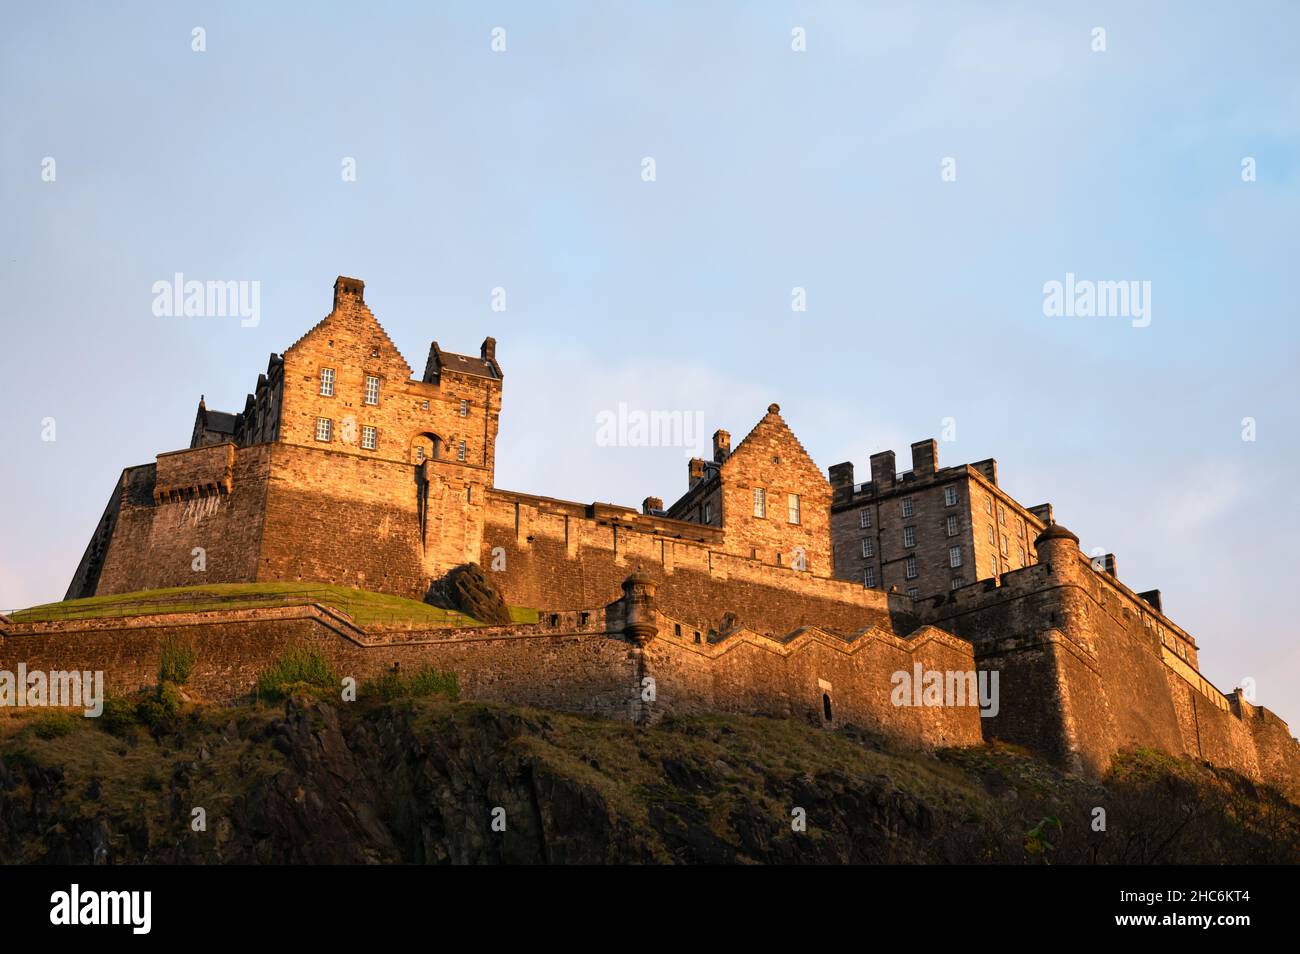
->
4, 276, 1296, 797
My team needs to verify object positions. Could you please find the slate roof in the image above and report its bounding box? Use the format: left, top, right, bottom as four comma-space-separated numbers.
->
438, 350, 498, 379
203, 410, 238, 434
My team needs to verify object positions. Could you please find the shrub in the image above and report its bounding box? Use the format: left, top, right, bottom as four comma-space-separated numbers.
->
30, 711, 80, 740
136, 681, 184, 733
408, 666, 459, 700
256, 648, 338, 702
362, 666, 459, 702
158, 636, 196, 685
96, 695, 139, 736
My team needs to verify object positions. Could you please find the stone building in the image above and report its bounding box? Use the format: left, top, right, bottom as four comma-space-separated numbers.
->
666, 406, 833, 576
828, 441, 1053, 599
47, 274, 1300, 798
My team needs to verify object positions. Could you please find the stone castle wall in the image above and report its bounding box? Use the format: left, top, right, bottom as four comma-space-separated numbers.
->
910, 530, 1300, 796
91, 446, 272, 596
480, 489, 892, 638
0, 588, 983, 752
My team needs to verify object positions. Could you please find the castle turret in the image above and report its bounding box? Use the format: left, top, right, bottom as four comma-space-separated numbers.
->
1034, 522, 1080, 575
622, 570, 658, 645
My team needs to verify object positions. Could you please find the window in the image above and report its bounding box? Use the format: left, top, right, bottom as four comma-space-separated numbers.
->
861, 538, 874, 558
905, 556, 918, 580
364, 375, 380, 405
863, 566, 876, 587
951, 578, 965, 590
990, 556, 999, 577
901, 497, 914, 518
703, 501, 712, 523
949, 545, 963, 568
315, 418, 332, 442
998, 504, 1006, 526
361, 425, 377, 450
903, 526, 916, 548
787, 493, 801, 524
457, 440, 467, 462
984, 495, 993, 515
946, 514, 959, 537
753, 487, 766, 518
415, 445, 424, 462
906, 587, 919, 599
987, 525, 995, 545
1016, 520, 1024, 539
944, 486, 957, 507
1001, 536, 1009, 556
319, 368, 335, 396
859, 508, 871, 529
421, 400, 429, 410
459, 399, 469, 417
1019, 547, 1026, 565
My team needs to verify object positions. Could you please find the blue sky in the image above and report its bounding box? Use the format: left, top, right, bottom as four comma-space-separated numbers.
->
2, 2, 1298, 726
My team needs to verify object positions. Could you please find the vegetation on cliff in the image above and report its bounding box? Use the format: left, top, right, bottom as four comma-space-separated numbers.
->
1, 692, 1296, 864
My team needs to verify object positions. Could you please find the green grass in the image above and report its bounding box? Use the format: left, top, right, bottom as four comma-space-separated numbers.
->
256, 648, 339, 702
12, 582, 540, 630
158, 635, 196, 684
362, 666, 460, 702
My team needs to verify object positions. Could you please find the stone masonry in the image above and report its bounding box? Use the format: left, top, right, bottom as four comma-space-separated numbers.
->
40, 275, 1300, 797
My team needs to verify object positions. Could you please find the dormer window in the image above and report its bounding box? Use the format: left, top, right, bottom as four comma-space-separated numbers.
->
320, 368, 335, 397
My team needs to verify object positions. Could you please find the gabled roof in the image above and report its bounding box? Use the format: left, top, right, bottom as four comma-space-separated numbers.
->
722, 403, 821, 478
284, 277, 414, 379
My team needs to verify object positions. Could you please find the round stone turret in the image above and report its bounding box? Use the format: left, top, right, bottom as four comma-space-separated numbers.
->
622, 570, 658, 645
1034, 523, 1080, 573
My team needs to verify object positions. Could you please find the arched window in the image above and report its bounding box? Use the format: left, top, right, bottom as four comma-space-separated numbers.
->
822, 693, 833, 723
411, 433, 442, 464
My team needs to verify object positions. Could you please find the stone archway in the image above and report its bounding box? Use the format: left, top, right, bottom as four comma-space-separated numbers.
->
411, 432, 443, 464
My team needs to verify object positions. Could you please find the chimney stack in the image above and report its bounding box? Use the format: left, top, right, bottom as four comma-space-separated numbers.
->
910, 439, 937, 477
481, 336, 497, 363
1138, 589, 1163, 614
642, 496, 664, 515
828, 462, 855, 490
1092, 553, 1118, 578
712, 429, 731, 463
869, 450, 896, 488
333, 275, 365, 309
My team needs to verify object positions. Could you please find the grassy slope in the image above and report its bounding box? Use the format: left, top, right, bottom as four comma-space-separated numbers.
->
11, 582, 539, 629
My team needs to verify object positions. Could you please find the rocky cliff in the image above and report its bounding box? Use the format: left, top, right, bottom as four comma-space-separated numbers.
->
2, 697, 1297, 864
